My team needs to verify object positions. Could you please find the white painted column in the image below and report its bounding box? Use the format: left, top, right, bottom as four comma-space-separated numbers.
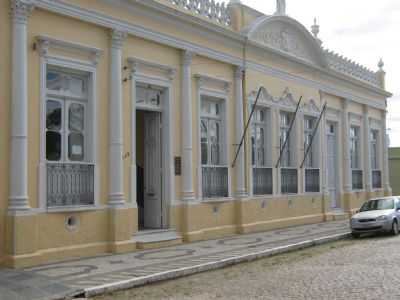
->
320, 93, 329, 198
108, 29, 127, 206
363, 105, 372, 192
271, 107, 280, 195
8, 0, 35, 211
296, 111, 304, 194
382, 110, 392, 194
130, 65, 138, 206
234, 67, 247, 198
181, 51, 195, 201
342, 99, 352, 193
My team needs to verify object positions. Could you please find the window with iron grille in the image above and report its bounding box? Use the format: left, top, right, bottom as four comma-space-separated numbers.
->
200, 96, 228, 198
370, 130, 381, 189
45, 66, 94, 207
280, 112, 293, 168
280, 111, 297, 194
251, 107, 272, 195
281, 168, 298, 194
350, 126, 363, 190
304, 116, 320, 192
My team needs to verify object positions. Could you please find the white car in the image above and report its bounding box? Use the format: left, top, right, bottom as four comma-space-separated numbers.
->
350, 197, 400, 238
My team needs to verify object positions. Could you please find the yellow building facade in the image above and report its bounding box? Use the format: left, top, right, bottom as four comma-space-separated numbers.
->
1, 0, 392, 268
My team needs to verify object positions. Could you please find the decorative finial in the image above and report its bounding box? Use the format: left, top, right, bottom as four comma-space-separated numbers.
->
275, 0, 286, 16
311, 18, 322, 45
378, 58, 384, 70
311, 18, 319, 38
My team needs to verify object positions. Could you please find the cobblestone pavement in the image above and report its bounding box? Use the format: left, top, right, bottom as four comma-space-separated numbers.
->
0, 220, 349, 300
92, 234, 400, 300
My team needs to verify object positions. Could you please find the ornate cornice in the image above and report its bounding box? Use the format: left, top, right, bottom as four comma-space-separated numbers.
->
10, 0, 36, 24
110, 29, 127, 49
182, 50, 195, 67
234, 66, 244, 80
36, 35, 103, 66
127, 57, 176, 80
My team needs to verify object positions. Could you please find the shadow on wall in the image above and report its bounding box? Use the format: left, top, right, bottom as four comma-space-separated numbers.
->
389, 147, 400, 195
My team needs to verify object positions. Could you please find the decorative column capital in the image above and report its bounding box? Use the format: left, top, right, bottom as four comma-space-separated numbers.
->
110, 29, 127, 49
342, 98, 350, 110
234, 66, 244, 80
10, 0, 36, 24
182, 50, 195, 67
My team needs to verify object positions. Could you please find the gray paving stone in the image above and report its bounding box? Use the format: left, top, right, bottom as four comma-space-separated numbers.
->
0, 220, 350, 300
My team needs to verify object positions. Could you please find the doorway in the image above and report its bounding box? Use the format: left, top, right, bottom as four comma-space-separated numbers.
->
136, 110, 164, 229
326, 122, 339, 208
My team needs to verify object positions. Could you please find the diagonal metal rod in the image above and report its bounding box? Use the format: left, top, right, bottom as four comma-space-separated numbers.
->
231, 87, 263, 168
275, 96, 303, 169
300, 102, 327, 169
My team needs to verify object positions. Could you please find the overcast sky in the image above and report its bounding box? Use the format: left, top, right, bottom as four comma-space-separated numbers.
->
238, 0, 400, 147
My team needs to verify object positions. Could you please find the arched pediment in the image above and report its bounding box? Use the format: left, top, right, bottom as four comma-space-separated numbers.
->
244, 15, 327, 67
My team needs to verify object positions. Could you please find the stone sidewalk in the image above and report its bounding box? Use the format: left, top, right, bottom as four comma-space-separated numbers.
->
0, 220, 350, 300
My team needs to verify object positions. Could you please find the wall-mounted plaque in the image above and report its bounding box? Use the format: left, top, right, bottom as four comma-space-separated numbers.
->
174, 156, 181, 176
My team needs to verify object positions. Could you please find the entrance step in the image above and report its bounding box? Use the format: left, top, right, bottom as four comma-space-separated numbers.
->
133, 229, 183, 250
325, 209, 349, 221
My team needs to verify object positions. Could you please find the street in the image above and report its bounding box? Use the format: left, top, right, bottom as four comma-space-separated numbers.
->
92, 234, 400, 300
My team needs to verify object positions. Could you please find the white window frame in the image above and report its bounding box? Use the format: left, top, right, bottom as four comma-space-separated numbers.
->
370, 129, 380, 171
350, 125, 361, 170
127, 57, 177, 227
303, 114, 321, 194
249, 104, 273, 196
196, 81, 231, 201
39, 56, 99, 212
279, 110, 296, 168
350, 124, 363, 190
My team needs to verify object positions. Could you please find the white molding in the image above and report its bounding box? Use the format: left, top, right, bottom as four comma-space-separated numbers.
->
38, 54, 100, 209
349, 112, 362, 126
246, 61, 388, 110
369, 117, 382, 130
36, 35, 103, 65
128, 57, 176, 81
326, 107, 340, 121
196, 84, 231, 200
33, 0, 392, 102
130, 67, 176, 222
194, 73, 231, 93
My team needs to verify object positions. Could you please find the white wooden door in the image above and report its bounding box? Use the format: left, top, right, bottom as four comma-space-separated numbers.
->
144, 112, 162, 229
326, 123, 338, 208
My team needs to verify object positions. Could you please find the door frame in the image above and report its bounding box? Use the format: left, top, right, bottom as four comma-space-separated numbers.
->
326, 121, 339, 209
130, 72, 175, 230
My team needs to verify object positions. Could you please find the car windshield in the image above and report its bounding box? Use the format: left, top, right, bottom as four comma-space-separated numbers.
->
360, 199, 395, 212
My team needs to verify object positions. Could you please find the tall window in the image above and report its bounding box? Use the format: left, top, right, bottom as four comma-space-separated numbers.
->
280, 111, 297, 194
350, 126, 363, 190
45, 66, 94, 207
280, 112, 292, 167
251, 107, 272, 195
370, 130, 379, 170
304, 117, 320, 192
370, 129, 382, 189
200, 97, 228, 198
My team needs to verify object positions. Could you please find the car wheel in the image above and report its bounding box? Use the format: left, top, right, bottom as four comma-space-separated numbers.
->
391, 220, 399, 236
351, 232, 360, 238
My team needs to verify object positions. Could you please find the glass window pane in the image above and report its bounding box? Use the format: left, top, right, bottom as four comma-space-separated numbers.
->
46, 71, 64, 91
46, 131, 61, 161
201, 101, 210, 114
46, 100, 62, 130
69, 76, 86, 95
68, 133, 84, 161
69, 103, 84, 132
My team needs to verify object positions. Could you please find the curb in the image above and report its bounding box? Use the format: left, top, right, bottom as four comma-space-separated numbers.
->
78, 232, 350, 298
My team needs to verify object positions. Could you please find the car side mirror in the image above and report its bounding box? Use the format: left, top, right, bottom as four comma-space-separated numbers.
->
396, 207, 400, 211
